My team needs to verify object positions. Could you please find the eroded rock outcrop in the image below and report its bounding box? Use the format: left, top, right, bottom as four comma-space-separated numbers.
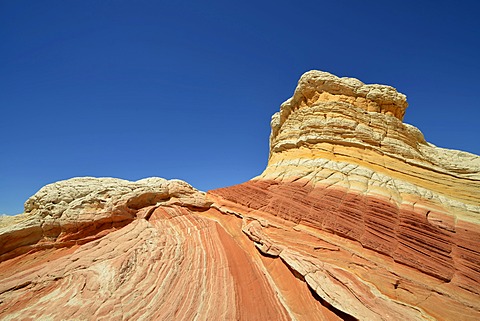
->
0, 178, 294, 320
0, 177, 208, 262
1, 70, 479, 320
211, 71, 480, 320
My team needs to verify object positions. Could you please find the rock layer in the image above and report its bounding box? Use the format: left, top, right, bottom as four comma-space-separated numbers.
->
0, 178, 294, 320
1, 70, 479, 320
211, 71, 480, 320
0, 177, 207, 262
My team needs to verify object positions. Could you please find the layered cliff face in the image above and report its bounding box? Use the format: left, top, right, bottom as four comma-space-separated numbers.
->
211, 71, 480, 320
1, 71, 479, 320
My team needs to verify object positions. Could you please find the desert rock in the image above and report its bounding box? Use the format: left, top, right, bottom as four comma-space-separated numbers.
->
1, 71, 479, 320
211, 71, 480, 320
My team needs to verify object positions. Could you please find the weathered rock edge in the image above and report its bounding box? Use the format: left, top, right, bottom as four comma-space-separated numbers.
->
269, 70, 480, 179
0, 177, 210, 262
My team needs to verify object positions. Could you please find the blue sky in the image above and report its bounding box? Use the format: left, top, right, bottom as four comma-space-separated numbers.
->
1, 0, 479, 214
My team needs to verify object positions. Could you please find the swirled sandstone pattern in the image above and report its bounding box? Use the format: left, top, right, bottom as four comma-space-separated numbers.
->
1, 70, 479, 320
0, 178, 293, 320
211, 71, 480, 320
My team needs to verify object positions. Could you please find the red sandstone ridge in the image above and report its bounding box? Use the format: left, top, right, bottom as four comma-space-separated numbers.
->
1, 71, 479, 320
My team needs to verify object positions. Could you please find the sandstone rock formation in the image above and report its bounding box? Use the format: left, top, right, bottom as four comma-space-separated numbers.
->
1, 71, 479, 320
211, 71, 480, 320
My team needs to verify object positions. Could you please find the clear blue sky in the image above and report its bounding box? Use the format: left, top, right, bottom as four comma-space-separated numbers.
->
1, 0, 479, 215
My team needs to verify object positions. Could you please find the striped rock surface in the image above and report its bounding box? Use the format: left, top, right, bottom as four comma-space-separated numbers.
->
0, 178, 294, 320
211, 71, 480, 320
1, 71, 479, 320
